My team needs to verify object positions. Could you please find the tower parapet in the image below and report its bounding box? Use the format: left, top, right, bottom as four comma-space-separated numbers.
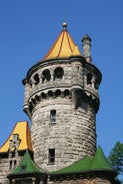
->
22, 24, 102, 171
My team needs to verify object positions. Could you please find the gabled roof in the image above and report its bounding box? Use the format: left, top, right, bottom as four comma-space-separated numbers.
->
51, 146, 114, 175
0, 121, 33, 153
42, 23, 82, 61
10, 150, 43, 175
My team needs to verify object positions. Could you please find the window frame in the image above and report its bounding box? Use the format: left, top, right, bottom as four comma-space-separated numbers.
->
48, 148, 55, 164
50, 110, 56, 123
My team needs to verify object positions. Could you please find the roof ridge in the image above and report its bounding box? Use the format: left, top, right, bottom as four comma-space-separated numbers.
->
56, 30, 65, 58
43, 30, 63, 61
66, 30, 74, 52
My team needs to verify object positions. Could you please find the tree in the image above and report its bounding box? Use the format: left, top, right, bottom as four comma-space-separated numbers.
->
108, 141, 123, 174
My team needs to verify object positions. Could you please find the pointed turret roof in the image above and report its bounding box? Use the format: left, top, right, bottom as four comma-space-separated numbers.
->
0, 121, 33, 153
11, 151, 42, 175
90, 146, 113, 170
7, 150, 44, 179
42, 22, 82, 61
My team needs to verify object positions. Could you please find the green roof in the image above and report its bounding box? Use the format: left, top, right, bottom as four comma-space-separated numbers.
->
51, 146, 114, 174
11, 150, 43, 175
51, 156, 92, 174
90, 146, 113, 170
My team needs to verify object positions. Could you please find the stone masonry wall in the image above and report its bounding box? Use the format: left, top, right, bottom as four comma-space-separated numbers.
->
48, 177, 111, 184
0, 154, 23, 184
0, 158, 10, 184
23, 58, 101, 172
31, 96, 96, 171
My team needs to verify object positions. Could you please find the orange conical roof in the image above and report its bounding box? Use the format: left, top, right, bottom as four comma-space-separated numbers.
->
43, 23, 82, 61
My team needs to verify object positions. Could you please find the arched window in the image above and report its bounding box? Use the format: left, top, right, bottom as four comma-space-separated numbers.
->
41, 92, 46, 99
48, 90, 53, 98
55, 89, 61, 97
64, 89, 70, 97
42, 69, 51, 83
34, 73, 40, 85
31, 98, 36, 105
54, 67, 64, 80
35, 95, 40, 101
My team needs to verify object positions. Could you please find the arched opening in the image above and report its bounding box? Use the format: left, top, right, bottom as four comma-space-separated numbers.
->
42, 69, 51, 83
55, 89, 61, 97
35, 95, 40, 101
34, 73, 40, 85
41, 92, 46, 99
48, 90, 53, 98
64, 89, 70, 97
31, 98, 36, 105
54, 67, 64, 80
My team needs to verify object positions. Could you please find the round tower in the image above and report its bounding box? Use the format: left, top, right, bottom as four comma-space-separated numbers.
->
22, 23, 102, 171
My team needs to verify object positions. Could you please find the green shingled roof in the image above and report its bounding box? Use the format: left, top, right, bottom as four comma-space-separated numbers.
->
90, 146, 113, 170
52, 156, 92, 174
51, 146, 113, 174
11, 150, 43, 175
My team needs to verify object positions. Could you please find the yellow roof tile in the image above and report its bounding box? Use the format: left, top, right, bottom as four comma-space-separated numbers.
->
0, 121, 33, 153
43, 24, 82, 61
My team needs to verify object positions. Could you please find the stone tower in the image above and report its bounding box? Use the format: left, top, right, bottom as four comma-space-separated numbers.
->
22, 23, 102, 172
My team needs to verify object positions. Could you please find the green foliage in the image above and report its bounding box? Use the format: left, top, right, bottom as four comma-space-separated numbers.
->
108, 141, 123, 174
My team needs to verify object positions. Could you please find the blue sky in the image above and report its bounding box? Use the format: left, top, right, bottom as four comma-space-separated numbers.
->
0, 0, 122, 158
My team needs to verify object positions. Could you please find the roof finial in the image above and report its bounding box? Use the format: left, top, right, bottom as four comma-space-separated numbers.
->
62, 22, 67, 30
